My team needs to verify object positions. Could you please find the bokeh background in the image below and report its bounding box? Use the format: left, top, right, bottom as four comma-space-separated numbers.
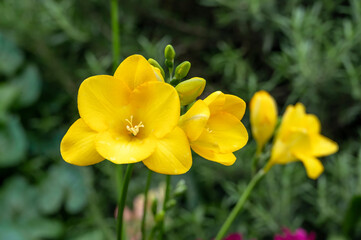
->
1, 0, 361, 239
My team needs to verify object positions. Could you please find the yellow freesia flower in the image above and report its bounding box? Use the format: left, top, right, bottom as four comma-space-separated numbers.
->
179, 91, 248, 165
268, 103, 338, 179
250, 90, 278, 152
60, 55, 192, 175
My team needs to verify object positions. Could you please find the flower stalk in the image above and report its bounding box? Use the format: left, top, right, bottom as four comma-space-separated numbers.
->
117, 164, 135, 240
111, 0, 120, 71
215, 169, 266, 240
141, 170, 153, 240
159, 175, 171, 240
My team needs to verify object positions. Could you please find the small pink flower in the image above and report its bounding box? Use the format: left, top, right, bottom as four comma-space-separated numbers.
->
274, 228, 316, 240
224, 233, 243, 240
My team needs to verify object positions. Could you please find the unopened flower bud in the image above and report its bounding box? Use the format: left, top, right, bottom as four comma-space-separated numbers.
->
175, 77, 206, 106
174, 61, 191, 80
174, 179, 187, 196
164, 45, 175, 61
164, 45, 175, 69
155, 210, 165, 223
151, 198, 158, 216
250, 90, 278, 153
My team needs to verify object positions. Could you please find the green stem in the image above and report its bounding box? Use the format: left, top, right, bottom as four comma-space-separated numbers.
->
168, 68, 173, 83
215, 169, 266, 240
159, 175, 171, 240
141, 170, 153, 240
116, 164, 135, 240
111, 0, 120, 71
147, 225, 157, 240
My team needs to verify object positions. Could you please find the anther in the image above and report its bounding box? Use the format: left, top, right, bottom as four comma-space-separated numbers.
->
125, 115, 144, 136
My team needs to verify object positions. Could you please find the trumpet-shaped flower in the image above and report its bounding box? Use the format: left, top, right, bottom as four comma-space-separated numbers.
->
179, 91, 248, 165
269, 103, 338, 179
60, 55, 192, 175
250, 90, 277, 152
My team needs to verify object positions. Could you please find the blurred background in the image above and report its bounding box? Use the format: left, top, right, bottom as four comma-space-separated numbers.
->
1, 0, 361, 239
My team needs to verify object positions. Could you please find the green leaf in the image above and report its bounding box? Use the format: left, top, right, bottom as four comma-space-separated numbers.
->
0, 115, 27, 167
37, 166, 64, 214
0, 83, 19, 114
38, 163, 90, 214
0, 32, 24, 76
12, 64, 41, 107
0, 176, 39, 222
72, 230, 105, 240
21, 218, 63, 239
0, 224, 26, 240
343, 195, 361, 237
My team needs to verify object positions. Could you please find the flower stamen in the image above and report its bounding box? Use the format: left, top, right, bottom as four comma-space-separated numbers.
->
125, 115, 144, 136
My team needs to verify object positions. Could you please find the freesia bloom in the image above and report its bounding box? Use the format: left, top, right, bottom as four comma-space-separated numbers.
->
60, 55, 192, 174
250, 90, 277, 152
268, 103, 338, 179
179, 91, 248, 165
274, 228, 316, 240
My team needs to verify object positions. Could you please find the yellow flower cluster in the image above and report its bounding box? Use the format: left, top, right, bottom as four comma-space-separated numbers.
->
250, 91, 338, 179
61, 55, 249, 175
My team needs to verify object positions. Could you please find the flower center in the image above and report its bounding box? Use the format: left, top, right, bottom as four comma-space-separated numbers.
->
125, 115, 144, 136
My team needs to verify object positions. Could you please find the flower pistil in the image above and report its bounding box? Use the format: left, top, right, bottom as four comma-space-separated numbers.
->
125, 115, 144, 136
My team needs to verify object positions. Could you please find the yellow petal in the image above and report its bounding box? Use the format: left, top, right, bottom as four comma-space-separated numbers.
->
203, 91, 226, 113
270, 140, 296, 164
152, 66, 164, 82
60, 119, 104, 166
311, 134, 338, 157
194, 112, 248, 153
78, 75, 131, 132
203, 91, 246, 119
294, 152, 324, 179
278, 103, 306, 137
305, 114, 320, 133
223, 94, 246, 119
191, 144, 236, 166
131, 81, 180, 138
179, 100, 210, 141
143, 127, 192, 175
95, 131, 156, 164
114, 55, 158, 90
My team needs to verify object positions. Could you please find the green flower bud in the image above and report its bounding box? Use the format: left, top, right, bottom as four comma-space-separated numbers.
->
174, 61, 191, 80
174, 179, 187, 197
148, 58, 165, 78
175, 77, 206, 106
155, 210, 165, 223
151, 198, 158, 216
164, 44, 175, 61
165, 199, 177, 210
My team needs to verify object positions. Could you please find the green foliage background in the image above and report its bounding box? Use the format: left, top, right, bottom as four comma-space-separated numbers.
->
0, 0, 360, 239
